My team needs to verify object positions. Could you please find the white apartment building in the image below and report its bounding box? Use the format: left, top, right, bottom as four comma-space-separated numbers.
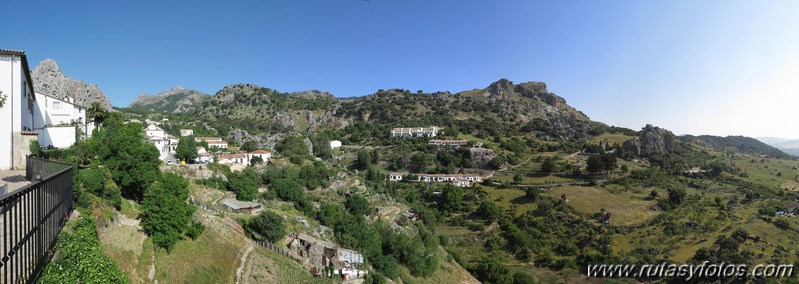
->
33, 92, 95, 148
388, 173, 482, 187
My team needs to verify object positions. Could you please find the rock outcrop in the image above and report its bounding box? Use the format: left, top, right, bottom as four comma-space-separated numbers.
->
469, 148, 498, 169
31, 59, 112, 109
621, 124, 676, 158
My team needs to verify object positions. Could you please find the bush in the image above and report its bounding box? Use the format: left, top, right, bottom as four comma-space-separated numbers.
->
247, 211, 286, 243
271, 178, 305, 202
39, 212, 130, 283
185, 221, 206, 240
228, 168, 261, 201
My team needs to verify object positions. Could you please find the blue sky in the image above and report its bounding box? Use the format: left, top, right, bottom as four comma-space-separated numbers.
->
3, 1, 798, 138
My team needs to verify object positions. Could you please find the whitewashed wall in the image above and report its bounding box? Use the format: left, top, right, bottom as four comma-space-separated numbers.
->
38, 126, 76, 149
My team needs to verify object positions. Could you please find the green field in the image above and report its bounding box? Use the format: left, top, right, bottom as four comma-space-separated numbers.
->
542, 186, 659, 226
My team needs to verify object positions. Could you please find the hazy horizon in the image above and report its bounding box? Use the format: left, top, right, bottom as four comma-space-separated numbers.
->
2, 0, 798, 138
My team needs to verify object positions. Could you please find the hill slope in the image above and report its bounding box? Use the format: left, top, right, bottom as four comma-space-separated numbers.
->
129, 86, 211, 113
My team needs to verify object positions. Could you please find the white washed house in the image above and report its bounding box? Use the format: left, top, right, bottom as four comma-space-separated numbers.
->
180, 129, 194, 136
195, 137, 228, 149
0, 49, 37, 170
33, 92, 95, 148
329, 140, 342, 149
388, 172, 482, 187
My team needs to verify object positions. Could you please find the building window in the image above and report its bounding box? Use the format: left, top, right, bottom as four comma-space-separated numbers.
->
52, 101, 62, 109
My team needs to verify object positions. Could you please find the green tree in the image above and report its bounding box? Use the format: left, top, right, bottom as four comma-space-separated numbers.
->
271, 178, 305, 202
250, 156, 264, 166
140, 173, 196, 251
241, 140, 259, 152
354, 148, 372, 170
91, 116, 160, 200
477, 201, 501, 220
541, 157, 556, 173
275, 135, 309, 157
586, 154, 604, 174
247, 211, 286, 243
175, 136, 198, 162
228, 168, 261, 201
441, 185, 464, 213
345, 194, 371, 216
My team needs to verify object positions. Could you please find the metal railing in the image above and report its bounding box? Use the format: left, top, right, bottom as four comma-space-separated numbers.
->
0, 157, 73, 284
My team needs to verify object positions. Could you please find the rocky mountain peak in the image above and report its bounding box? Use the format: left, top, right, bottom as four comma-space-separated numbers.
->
484, 78, 515, 98
31, 58, 112, 109
129, 85, 210, 113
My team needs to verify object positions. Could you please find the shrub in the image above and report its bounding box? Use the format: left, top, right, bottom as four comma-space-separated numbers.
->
247, 211, 286, 243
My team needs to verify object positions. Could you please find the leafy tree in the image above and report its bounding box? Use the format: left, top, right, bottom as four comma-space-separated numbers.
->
271, 178, 305, 202
90, 115, 161, 200
470, 256, 511, 284
275, 135, 309, 157
228, 168, 261, 201
667, 187, 686, 208
477, 201, 501, 220
488, 156, 505, 170
247, 211, 286, 243
541, 157, 556, 173
250, 155, 264, 166
441, 185, 464, 213
140, 173, 196, 251
601, 153, 617, 174
513, 173, 523, 183
345, 194, 371, 216
175, 136, 198, 162
586, 154, 603, 174
354, 149, 372, 170
241, 140, 259, 152
0, 90, 5, 108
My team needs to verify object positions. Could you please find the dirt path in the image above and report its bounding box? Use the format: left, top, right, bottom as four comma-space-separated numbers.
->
235, 245, 253, 284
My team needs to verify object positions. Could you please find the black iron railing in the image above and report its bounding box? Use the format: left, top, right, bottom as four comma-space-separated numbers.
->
0, 157, 73, 284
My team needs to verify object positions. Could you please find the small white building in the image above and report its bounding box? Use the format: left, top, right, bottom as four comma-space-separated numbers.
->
0, 49, 37, 170
195, 137, 228, 149
388, 172, 482, 187
145, 124, 166, 139
180, 129, 194, 137
218, 153, 248, 165
245, 150, 271, 163
391, 127, 440, 138
329, 140, 342, 149
428, 139, 468, 147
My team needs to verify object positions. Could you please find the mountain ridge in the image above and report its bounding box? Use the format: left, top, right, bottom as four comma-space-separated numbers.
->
31, 58, 112, 109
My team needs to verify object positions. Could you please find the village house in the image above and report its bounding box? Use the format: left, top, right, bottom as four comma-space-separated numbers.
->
33, 92, 95, 148
218, 153, 248, 165
0, 49, 37, 170
388, 172, 482, 187
179, 129, 194, 136
329, 140, 342, 149
246, 150, 271, 163
428, 139, 469, 147
196, 147, 214, 163
195, 137, 228, 149
288, 233, 365, 280
144, 124, 176, 162
218, 150, 272, 166
391, 126, 441, 138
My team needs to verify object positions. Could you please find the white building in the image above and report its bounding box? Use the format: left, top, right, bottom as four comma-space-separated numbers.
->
195, 137, 228, 149
218, 150, 271, 166
245, 150, 271, 163
33, 92, 95, 148
329, 140, 342, 149
145, 124, 175, 162
0, 49, 37, 170
196, 147, 214, 163
388, 173, 482, 187
391, 127, 440, 138
428, 139, 468, 147
180, 129, 194, 137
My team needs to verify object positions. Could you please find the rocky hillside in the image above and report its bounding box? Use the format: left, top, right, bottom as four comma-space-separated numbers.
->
129, 86, 210, 113
178, 79, 598, 147
31, 59, 112, 109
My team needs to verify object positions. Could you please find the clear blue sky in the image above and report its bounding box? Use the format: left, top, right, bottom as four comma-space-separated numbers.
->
3, 1, 798, 138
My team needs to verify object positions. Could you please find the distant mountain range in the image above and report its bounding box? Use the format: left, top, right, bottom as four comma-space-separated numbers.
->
757, 137, 799, 156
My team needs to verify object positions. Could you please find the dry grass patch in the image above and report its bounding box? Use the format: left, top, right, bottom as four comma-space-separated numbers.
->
543, 186, 659, 226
